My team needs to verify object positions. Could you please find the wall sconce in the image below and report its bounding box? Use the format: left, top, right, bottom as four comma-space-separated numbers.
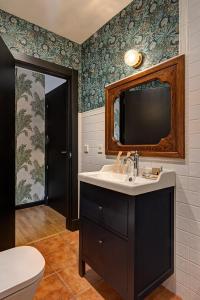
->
124, 49, 143, 68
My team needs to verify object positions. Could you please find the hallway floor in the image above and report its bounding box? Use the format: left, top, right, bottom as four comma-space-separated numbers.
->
29, 231, 181, 300
15, 205, 66, 245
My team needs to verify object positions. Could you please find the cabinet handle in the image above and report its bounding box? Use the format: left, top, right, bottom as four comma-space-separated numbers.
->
61, 151, 67, 154
98, 240, 103, 245
98, 206, 103, 211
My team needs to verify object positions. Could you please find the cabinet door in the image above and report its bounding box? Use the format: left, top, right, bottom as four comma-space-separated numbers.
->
82, 219, 104, 274
134, 188, 174, 297
82, 218, 128, 299
80, 182, 129, 237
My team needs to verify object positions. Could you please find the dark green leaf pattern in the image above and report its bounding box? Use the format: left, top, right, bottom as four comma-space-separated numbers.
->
0, 10, 81, 71
16, 144, 32, 173
1, 3, 178, 113
31, 92, 45, 120
81, 0, 179, 112
16, 109, 32, 137
16, 179, 32, 205
15, 67, 45, 205
3, 1, 178, 205
30, 161, 45, 186
33, 72, 45, 88
31, 126, 45, 153
15, 72, 32, 101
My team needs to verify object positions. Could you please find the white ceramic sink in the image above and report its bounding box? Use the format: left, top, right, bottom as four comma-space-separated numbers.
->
87, 171, 128, 182
78, 165, 176, 196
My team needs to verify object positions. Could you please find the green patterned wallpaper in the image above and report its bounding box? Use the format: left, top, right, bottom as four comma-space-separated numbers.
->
0, 1, 179, 112
16, 67, 45, 205
81, 0, 179, 112
0, 8, 82, 110
0, 9, 81, 70
0, 2, 179, 203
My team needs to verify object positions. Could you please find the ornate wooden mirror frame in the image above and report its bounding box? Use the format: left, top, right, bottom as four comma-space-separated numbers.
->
105, 55, 185, 158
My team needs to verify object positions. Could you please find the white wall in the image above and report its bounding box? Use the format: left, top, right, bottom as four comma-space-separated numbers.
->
80, 107, 114, 172
79, 0, 200, 298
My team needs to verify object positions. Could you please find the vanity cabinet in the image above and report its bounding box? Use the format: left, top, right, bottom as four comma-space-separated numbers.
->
79, 182, 174, 300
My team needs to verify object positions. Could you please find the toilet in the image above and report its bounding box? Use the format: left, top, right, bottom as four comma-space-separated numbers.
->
0, 246, 45, 300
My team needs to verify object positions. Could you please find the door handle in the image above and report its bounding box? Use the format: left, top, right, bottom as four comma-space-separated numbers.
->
61, 151, 72, 159
61, 151, 67, 154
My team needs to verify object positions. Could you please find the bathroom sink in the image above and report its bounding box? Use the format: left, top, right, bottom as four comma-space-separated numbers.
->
78, 165, 176, 196
85, 171, 128, 182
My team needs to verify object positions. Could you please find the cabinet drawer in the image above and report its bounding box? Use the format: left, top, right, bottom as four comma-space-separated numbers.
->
80, 182, 129, 237
82, 218, 128, 298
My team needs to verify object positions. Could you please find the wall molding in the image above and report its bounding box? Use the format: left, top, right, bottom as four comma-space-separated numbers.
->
81, 106, 105, 117
15, 199, 45, 210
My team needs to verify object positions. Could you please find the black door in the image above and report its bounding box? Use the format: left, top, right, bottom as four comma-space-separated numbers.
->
0, 37, 15, 250
46, 82, 69, 217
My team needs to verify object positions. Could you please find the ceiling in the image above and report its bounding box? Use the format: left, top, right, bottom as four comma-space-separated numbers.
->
0, 0, 132, 44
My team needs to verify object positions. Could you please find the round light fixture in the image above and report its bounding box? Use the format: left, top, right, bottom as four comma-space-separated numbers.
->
124, 49, 143, 68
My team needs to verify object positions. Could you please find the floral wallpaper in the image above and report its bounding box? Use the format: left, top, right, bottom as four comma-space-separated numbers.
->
16, 67, 45, 205
0, 1, 179, 113
0, 2, 179, 205
81, 0, 179, 112
0, 9, 82, 109
0, 9, 81, 70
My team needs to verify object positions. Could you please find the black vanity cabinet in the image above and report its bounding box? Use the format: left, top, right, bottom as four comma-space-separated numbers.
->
79, 182, 174, 300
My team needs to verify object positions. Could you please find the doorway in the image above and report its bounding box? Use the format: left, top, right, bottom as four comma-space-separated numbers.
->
15, 67, 73, 245
0, 37, 79, 251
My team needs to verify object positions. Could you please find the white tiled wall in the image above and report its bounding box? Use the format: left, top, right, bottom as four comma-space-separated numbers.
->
79, 0, 200, 298
80, 107, 114, 172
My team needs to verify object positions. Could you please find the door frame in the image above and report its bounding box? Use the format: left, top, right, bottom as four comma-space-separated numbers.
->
0, 37, 15, 251
14, 52, 79, 231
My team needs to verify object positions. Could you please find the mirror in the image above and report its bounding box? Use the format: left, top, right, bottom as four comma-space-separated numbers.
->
105, 55, 185, 158
114, 80, 171, 145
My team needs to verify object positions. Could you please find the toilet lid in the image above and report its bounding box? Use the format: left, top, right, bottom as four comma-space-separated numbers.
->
0, 246, 45, 299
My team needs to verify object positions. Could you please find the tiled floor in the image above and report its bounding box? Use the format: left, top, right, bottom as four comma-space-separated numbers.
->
30, 230, 181, 300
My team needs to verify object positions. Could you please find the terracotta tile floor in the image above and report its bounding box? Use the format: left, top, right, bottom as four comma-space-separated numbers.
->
30, 230, 181, 300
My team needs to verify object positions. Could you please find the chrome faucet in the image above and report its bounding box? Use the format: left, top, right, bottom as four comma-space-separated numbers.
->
123, 151, 140, 177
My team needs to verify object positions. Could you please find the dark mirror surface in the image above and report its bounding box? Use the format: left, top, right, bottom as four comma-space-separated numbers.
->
114, 80, 171, 145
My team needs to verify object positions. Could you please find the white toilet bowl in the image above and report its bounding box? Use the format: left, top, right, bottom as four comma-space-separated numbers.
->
0, 246, 45, 300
